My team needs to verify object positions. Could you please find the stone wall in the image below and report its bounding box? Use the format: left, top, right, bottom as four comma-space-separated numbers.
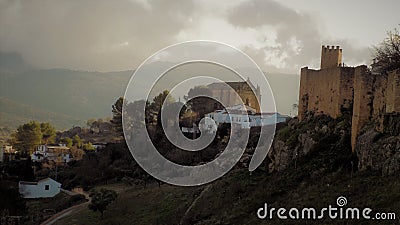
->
386, 69, 400, 113
298, 66, 354, 120
321, 45, 342, 69
298, 67, 342, 120
351, 68, 400, 149
351, 66, 374, 149
299, 46, 400, 151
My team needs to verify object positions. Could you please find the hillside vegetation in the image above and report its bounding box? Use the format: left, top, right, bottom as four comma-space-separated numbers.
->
54, 116, 399, 225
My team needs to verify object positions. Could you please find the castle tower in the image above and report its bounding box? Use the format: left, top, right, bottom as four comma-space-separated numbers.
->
320, 45, 342, 69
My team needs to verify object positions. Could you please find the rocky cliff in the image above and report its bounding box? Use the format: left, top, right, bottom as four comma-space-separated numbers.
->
266, 114, 399, 176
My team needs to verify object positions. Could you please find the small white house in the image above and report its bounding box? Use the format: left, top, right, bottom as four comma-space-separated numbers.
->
203, 104, 257, 130
19, 178, 61, 198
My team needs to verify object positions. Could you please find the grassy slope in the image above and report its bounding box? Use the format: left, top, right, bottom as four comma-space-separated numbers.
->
56, 151, 399, 225
57, 183, 203, 225
24, 192, 86, 225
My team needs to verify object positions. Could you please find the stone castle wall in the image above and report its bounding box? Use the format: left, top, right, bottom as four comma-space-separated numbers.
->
298, 64, 354, 120
351, 68, 400, 149
351, 66, 374, 149
299, 67, 342, 120
299, 46, 400, 151
386, 69, 400, 113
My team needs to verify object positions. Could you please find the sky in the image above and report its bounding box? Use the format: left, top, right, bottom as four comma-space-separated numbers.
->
0, 0, 399, 74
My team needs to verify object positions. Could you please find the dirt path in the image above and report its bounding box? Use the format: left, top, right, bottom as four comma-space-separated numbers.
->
41, 190, 90, 225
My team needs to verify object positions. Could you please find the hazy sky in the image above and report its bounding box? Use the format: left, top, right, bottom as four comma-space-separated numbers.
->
0, 0, 398, 74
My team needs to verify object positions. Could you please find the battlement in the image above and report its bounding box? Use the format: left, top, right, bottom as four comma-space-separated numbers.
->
321, 45, 342, 69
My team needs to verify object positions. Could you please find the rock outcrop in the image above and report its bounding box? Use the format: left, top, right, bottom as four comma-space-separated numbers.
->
356, 116, 400, 176
267, 115, 352, 172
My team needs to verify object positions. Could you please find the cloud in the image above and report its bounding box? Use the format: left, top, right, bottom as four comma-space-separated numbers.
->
0, 0, 198, 71
226, 0, 370, 72
0, 0, 374, 73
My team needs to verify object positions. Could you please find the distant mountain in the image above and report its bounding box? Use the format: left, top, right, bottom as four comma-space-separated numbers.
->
0, 52, 32, 73
0, 52, 300, 130
0, 97, 81, 129
0, 69, 131, 129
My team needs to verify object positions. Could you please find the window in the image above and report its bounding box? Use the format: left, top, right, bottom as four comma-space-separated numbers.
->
45, 185, 50, 190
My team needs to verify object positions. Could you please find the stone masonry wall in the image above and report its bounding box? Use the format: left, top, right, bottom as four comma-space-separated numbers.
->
351, 66, 374, 149
298, 67, 344, 120
386, 69, 400, 113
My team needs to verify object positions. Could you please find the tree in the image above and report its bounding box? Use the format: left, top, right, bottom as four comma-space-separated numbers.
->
73, 135, 83, 148
13, 121, 56, 155
373, 26, 400, 73
186, 86, 216, 118
88, 189, 117, 219
14, 121, 42, 155
61, 137, 73, 148
111, 97, 125, 137
148, 90, 175, 126
125, 100, 149, 133
40, 122, 56, 144
83, 142, 95, 151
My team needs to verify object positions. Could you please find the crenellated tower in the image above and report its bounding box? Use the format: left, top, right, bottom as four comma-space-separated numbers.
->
321, 45, 342, 69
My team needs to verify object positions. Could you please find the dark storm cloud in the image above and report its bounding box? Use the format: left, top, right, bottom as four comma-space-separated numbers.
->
0, 0, 198, 71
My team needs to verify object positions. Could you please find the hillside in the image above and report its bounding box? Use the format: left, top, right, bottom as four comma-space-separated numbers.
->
0, 97, 81, 129
50, 115, 399, 225
0, 68, 131, 129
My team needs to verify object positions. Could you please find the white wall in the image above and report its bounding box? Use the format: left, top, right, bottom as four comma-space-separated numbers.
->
19, 179, 61, 198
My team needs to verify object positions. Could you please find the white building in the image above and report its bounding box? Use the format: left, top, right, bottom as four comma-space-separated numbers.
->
31, 144, 72, 163
19, 178, 61, 198
202, 104, 288, 132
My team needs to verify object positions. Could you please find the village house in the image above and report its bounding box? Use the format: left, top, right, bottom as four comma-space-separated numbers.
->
31, 144, 72, 163
1, 145, 17, 161
19, 178, 61, 198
